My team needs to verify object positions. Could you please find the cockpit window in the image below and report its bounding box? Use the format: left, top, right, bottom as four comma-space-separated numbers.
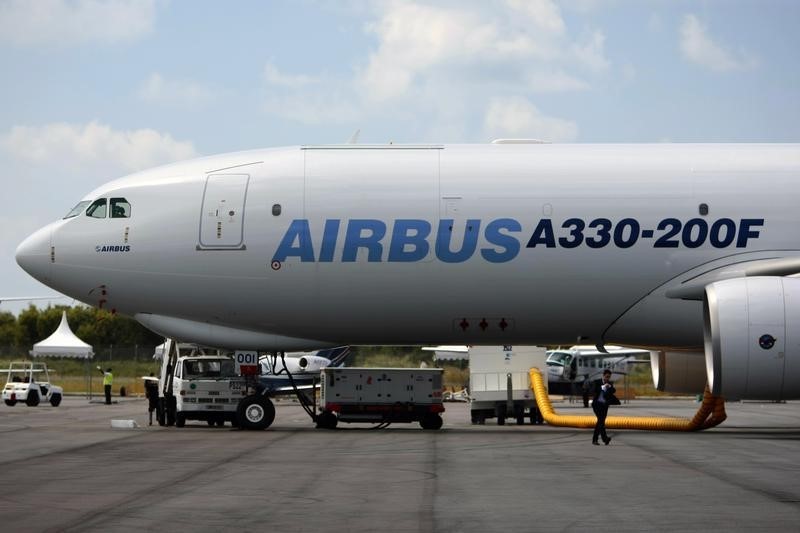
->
110, 198, 131, 218
63, 200, 91, 219
86, 199, 107, 219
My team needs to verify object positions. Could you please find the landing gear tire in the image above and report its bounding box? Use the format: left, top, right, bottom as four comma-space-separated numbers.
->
215, 419, 224, 427
156, 398, 166, 426
496, 404, 506, 426
166, 396, 176, 426
514, 404, 525, 425
49, 393, 62, 407
207, 420, 215, 427
175, 412, 186, 428
316, 410, 338, 429
237, 396, 275, 430
4, 399, 16, 406
26, 390, 40, 407
419, 413, 443, 430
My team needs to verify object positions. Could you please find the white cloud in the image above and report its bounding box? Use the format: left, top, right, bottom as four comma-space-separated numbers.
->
358, 1, 567, 101
264, 61, 319, 88
573, 30, 610, 71
259, 2, 595, 140
679, 14, 757, 72
138, 73, 214, 108
0, 0, 156, 46
484, 97, 578, 142
506, 0, 565, 34
1, 121, 196, 173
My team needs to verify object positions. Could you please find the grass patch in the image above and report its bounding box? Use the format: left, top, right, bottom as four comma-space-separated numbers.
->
0, 357, 161, 396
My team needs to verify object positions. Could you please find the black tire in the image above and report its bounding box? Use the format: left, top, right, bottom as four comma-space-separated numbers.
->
514, 404, 525, 425
4, 399, 16, 406
26, 390, 40, 407
207, 420, 215, 427
496, 404, 506, 425
49, 393, 62, 407
166, 396, 176, 426
156, 398, 166, 426
215, 419, 224, 427
316, 411, 338, 429
175, 412, 186, 428
236, 396, 275, 430
419, 413, 443, 430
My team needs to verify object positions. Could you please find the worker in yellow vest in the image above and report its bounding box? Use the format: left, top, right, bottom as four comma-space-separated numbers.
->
97, 366, 113, 405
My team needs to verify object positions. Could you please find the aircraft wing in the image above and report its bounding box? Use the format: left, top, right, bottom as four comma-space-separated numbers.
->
664, 256, 800, 301
0, 296, 68, 303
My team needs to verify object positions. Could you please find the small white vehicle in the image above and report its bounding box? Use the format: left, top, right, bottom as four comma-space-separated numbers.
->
2, 361, 64, 407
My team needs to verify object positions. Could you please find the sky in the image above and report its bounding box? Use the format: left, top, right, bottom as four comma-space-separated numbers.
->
0, 0, 799, 314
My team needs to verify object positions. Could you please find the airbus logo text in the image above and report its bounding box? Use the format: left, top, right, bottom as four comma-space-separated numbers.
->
271, 217, 765, 264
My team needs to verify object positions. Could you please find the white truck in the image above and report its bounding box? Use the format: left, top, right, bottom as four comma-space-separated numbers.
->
159, 354, 247, 428
2, 361, 63, 407
469, 346, 548, 425
317, 367, 445, 429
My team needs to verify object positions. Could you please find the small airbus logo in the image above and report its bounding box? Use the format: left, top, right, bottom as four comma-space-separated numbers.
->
95, 245, 131, 253
758, 334, 776, 350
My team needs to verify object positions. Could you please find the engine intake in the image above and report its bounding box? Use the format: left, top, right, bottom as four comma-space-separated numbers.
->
704, 277, 800, 400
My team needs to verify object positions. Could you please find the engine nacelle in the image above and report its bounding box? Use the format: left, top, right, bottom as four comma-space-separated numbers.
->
296, 355, 332, 373
650, 351, 707, 394
265, 354, 332, 375
704, 277, 800, 400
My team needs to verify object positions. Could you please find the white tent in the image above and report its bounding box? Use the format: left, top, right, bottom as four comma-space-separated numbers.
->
30, 311, 94, 359
421, 345, 469, 361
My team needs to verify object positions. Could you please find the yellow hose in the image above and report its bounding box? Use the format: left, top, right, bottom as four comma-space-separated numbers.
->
529, 368, 726, 431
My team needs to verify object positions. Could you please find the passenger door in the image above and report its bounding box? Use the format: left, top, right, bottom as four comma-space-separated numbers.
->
198, 174, 249, 249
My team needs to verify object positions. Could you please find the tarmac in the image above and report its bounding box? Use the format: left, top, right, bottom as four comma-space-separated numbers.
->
0, 396, 799, 532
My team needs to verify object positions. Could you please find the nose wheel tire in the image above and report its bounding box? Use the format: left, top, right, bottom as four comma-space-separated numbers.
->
26, 390, 40, 407
236, 396, 276, 430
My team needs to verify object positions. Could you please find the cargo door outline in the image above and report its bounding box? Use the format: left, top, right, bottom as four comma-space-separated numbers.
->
198, 174, 249, 250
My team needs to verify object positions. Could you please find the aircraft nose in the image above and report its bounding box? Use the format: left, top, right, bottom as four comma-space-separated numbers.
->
16, 225, 52, 283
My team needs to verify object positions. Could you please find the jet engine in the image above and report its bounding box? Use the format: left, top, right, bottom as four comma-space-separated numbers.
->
703, 276, 800, 400
296, 355, 331, 373
267, 354, 332, 375
650, 350, 707, 394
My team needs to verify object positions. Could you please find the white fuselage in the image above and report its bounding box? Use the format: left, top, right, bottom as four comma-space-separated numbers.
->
16, 143, 800, 351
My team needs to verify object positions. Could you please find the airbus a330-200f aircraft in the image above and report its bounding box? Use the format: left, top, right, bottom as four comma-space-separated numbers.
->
15, 142, 800, 405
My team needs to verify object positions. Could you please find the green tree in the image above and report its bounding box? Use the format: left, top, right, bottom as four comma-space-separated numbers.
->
0, 311, 21, 346
17, 305, 40, 348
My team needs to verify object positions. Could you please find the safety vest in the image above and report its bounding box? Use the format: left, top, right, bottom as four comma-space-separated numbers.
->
103, 372, 114, 386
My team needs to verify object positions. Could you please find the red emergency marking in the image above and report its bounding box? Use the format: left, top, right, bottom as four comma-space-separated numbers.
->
499, 318, 508, 331
479, 318, 488, 331
460, 318, 469, 331
240, 365, 259, 376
